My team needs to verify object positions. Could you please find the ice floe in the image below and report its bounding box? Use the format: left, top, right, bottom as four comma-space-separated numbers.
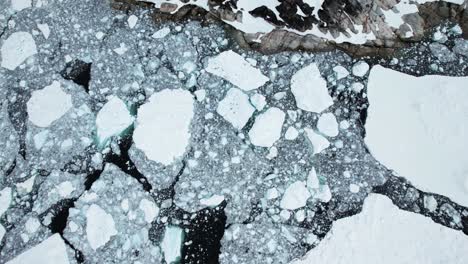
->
217, 88, 255, 130
249, 107, 285, 147
365, 65, 468, 207
1, 32, 37, 70
96, 96, 133, 146
5, 234, 70, 264
86, 204, 117, 250
317, 113, 339, 137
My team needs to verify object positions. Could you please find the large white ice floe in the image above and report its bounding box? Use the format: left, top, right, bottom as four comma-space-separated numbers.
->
365, 65, 468, 207
27, 81, 73, 127
249, 107, 285, 147
206, 50, 269, 91
291, 64, 333, 113
217, 88, 255, 130
6, 234, 70, 264
86, 204, 118, 251
1, 31, 37, 70
161, 226, 184, 264
291, 194, 468, 264
96, 96, 134, 146
133, 89, 194, 165
317, 113, 339, 137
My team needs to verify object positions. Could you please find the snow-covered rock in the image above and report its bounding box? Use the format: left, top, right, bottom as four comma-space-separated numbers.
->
291, 64, 333, 113
133, 89, 194, 165
365, 65, 468, 207
249, 107, 285, 147
206, 50, 269, 91
291, 194, 468, 264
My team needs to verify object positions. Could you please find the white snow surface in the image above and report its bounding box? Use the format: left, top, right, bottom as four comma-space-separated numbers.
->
6, 234, 70, 264
317, 113, 339, 137
365, 65, 468, 207
206, 50, 269, 91
291, 64, 333, 113
280, 181, 311, 210
86, 204, 117, 251
217, 88, 255, 130
133, 89, 194, 165
27, 81, 73, 127
96, 96, 133, 145
291, 194, 468, 264
248, 107, 285, 147
1, 31, 37, 70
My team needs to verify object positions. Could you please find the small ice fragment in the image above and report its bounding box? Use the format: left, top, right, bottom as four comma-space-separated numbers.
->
33, 130, 49, 149
306, 167, 319, 190
304, 128, 330, 155
217, 88, 255, 130
333, 66, 349, 80
161, 226, 184, 264
152, 27, 171, 39
86, 204, 117, 250
113, 43, 128, 55
284, 126, 299, 140
27, 81, 72, 127
280, 181, 311, 210
37, 23, 50, 39
139, 199, 159, 223
206, 50, 269, 91
352, 61, 369, 77
291, 64, 333, 113
248, 107, 285, 147
317, 113, 339, 137
200, 195, 225, 207
1, 32, 37, 70
96, 96, 133, 146
266, 188, 279, 200
249, 93, 266, 110
349, 184, 360, 193
11, 0, 32, 11
127, 15, 138, 28
423, 195, 438, 212
0, 187, 12, 216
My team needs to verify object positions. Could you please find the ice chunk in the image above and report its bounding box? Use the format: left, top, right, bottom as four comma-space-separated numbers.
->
249, 93, 266, 111
217, 88, 255, 130
349, 184, 360, 193
333, 66, 349, 80
280, 181, 311, 210
200, 194, 225, 207
291, 64, 333, 113
0, 224, 5, 241
352, 61, 369, 77
37, 23, 50, 39
0, 187, 12, 216
27, 81, 73, 127
317, 113, 339, 137
152, 27, 171, 39
139, 199, 159, 224
249, 107, 285, 147
206, 50, 269, 91
96, 96, 133, 146
133, 89, 194, 165
306, 167, 319, 190
127, 15, 138, 29
1, 32, 37, 70
161, 226, 184, 264
365, 66, 468, 207
304, 128, 330, 155
291, 194, 468, 264
6, 234, 69, 264
86, 204, 117, 250
11, 0, 32, 11
284, 126, 299, 140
